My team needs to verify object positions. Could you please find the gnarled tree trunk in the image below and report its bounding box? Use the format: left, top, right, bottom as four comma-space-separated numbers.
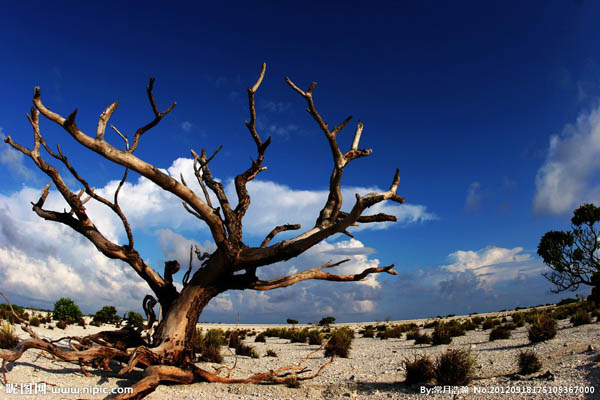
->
2, 63, 405, 399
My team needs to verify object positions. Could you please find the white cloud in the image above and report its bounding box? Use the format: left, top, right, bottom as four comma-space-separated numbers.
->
0, 128, 38, 180
224, 179, 435, 238
206, 293, 233, 312
533, 105, 600, 215
0, 156, 433, 320
440, 246, 539, 287
0, 191, 148, 314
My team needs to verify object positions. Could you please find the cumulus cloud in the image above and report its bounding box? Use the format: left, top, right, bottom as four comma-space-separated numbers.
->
226, 180, 436, 239
441, 246, 537, 287
0, 156, 433, 320
389, 245, 563, 318
533, 105, 600, 215
0, 190, 148, 314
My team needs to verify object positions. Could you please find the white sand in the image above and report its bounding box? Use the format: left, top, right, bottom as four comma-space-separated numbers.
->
1, 309, 599, 399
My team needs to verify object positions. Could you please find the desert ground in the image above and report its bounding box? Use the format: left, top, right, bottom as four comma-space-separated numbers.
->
1, 308, 599, 399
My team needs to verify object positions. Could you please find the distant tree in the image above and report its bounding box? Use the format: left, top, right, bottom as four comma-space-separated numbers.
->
286, 318, 298, 325
93, 305, 119, 324
52, 298, 82, 323
538, 203, 600, 303
318, 316, 336, 326
126, 311, 144, 329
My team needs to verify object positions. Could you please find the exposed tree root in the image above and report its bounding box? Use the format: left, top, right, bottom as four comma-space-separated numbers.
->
1, 330, 336, 400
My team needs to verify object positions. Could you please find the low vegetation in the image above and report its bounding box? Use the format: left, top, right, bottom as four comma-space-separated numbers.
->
435, 348, 475, 385
324, 327, 353, 358
527, 313, 557, 343
489, 325, 511, 341
518, 350, 542, 375
570, 309, 591, 326
0, 321, 19, 349
404, 355, 435, 385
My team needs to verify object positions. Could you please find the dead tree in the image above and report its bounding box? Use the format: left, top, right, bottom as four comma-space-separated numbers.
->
1, 63, 405, 399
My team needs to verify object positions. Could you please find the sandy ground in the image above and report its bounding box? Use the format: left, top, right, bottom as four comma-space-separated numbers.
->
1, 309, 600, 399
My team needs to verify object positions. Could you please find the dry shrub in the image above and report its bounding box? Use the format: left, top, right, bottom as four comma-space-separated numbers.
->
431, 323, 452, 345
29, 315, 41, 327
235, 343, 259, 358
403, 354, 435, 385
324, 327, 353, 358
435, 348, 475, 385
482, 318, 501, 330
489, 325, 511, 341
285, 373, 300, 388
255, 332, 266, 343
527, 314, 557, 343
308, 329, 323, 345
266, 349, 278, 357
228, 330, 242, 348
570, 309, 591, 327
56, 320, 67, 330
194, 328, 225, 363
517, 349, 541, 375
407, 329, 432, 344
0, 321, 19, 349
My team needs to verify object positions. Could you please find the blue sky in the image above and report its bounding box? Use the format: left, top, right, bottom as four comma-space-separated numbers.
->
1, 1, 599, 322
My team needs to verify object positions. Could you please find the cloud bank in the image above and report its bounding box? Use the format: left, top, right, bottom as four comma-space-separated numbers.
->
0, 157, 433, 320
533, 105, 600, 215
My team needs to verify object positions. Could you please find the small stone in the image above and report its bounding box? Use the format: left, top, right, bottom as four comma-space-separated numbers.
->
587, 345, 596, 352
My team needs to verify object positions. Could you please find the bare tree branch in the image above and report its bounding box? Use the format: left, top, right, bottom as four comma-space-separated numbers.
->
31, 84, 231, 254
260, 224, 302, 248
229, 259, 397, 291
129, 78, 176, 153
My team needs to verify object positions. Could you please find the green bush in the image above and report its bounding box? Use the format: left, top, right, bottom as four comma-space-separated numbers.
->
52, 298, 82, 323
527, 314, 557, 343
404, 355, 435, 385
93, 305, 119, 324
435, 348, 475, 385
517, 350, 541, 375
489, 325, 511, 341
126, 311, 144, 328
0, 321, 19, 349
324, 327, 353, 358
286, 318, 299, 325
570, 309, 591, 326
